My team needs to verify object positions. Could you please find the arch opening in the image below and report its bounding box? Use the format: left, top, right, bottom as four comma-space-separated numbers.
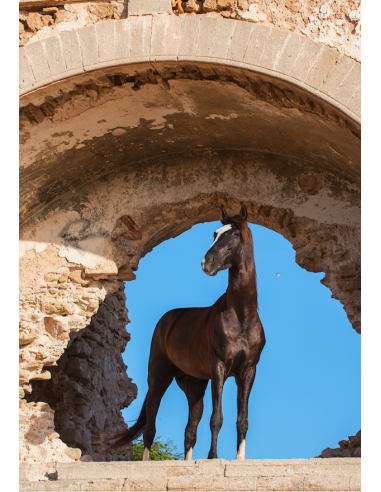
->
19, 48, 360, 464
24, 219, 360, 461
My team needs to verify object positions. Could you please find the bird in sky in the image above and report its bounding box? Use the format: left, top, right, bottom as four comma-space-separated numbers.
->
274, 273, 281, 276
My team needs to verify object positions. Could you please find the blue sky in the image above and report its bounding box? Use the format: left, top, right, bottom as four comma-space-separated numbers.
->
121, 222, 361, 460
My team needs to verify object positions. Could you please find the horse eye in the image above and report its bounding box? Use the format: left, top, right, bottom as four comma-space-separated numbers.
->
234, 232, 240, 237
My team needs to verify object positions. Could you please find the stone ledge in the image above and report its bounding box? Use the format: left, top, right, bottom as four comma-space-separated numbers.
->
20, 458, 361, 491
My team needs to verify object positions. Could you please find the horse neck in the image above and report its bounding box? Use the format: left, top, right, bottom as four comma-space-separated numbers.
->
226, 235, 258, 321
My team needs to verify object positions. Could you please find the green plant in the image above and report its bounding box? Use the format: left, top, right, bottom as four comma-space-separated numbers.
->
132, 436, 183, 461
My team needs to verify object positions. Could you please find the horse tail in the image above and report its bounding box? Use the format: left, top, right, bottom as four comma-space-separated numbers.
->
92, 395, 147, 457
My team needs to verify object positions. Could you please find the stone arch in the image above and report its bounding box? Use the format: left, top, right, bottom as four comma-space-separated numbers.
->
19, 15, 360, 465
20, 16, 360, 120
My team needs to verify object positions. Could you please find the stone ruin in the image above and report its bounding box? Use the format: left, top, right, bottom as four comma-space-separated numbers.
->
19, 0, 361, 467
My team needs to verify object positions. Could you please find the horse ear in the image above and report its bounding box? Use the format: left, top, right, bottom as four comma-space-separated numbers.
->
220, 205, 228, 222
240, 204, 248, 221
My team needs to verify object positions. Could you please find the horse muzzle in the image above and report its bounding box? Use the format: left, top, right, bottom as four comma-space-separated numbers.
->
201, 255, 218, 276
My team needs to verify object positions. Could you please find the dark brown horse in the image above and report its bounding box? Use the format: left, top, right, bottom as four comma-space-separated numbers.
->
95, 205, 265, 460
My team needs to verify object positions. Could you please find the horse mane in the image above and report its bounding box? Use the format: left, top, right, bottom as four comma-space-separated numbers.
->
221, 213, 259, 311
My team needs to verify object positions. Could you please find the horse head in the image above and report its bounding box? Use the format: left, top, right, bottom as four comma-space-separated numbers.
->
201, 204, 250, 276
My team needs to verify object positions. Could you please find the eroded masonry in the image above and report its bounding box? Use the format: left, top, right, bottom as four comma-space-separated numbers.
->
19, 0, 361, 467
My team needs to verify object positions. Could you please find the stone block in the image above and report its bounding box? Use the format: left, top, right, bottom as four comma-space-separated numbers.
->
167, 477, 213, 491
198, 65, 217, 79
127, 0, 142, 16
128, 0, 171, 16
160, 15, 182, 57
209, 18, 236, 60
123, 478, 167, 491
35, 481, 82, 491
19, 482, 39, 492
115, 20, 131, 60
60, 30, 83, 72
259, 28, 290, 71
334, 61, 361, 105
229, 69, 249, 85
226, 463, 295, 477
129, 15, 152, 58
194, 17, 218, 58
305, 46, 339, 91
178, 15, 200, 56
211, 478, 258, 491
227, 21, 253, 62
25, 41, 51, 82
275, 33, 305, 75
257, 476, 304, 491
96, 21, 116, 64
320, 55, 356, 99
153, 0, 172, 14
78, 25, 98, 67
289, 37, 322, 83
81, 479, 125, 491
347, 88, 361, 117
304, 476, 350, 491
243, 24, 272, 66
19, 47, 35, 89
42, 36, 67, 77
150, 14, 167, 57
349, 476, 361, 490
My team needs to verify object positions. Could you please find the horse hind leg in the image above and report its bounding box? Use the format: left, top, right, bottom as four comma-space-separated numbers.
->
143, 361, 176, 461
176, 374, 208, 460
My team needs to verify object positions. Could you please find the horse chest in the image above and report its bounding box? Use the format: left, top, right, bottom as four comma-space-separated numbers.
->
214, 316, 263, 364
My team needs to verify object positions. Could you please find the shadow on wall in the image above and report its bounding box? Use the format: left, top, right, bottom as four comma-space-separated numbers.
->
26, 284, 137, 461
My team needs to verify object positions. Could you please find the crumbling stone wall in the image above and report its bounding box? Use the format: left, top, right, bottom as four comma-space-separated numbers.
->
19, 2, 361, 466
19, 244, 130, 463
19, 1, 361, 62
318, 430, 361, 458
26, 283, 137, 461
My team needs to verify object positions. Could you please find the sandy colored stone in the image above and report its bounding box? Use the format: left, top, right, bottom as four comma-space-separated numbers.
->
304, 476, 350, 491
42, 7, 59, 15
167, 477, 213, 490
42, 15, 53, 27
257, 476, 303, 491
20, 326, 37, 345
30, 370, 51, 381
88, 4, 115, 19
69, 270, 90, 286
185, 0, 203, 13
40, 298, 74, 316
123, 478, 168, 491
18, 7, 360, 467
54, 11, 77, 24
82, 479, 125, 491
285, 0, 301, 14
64, 447, 82, 460
26, 13, 44, 33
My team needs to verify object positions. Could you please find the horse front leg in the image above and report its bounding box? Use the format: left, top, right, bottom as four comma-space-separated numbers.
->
235, 366, 257, 460
208, 363, 225, 459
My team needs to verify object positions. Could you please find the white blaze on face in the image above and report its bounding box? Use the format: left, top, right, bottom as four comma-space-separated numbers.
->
207, 224, 232, 252
142, 448, 150, 461
236, 440, 246, 460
